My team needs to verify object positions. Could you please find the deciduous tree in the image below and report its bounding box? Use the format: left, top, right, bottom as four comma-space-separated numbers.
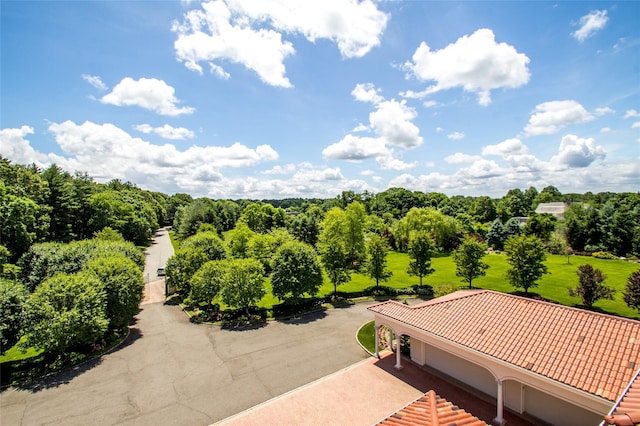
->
453, 237, 489, 289
271, 241, 323, 302
623, 270, 640, 313
189, 260, 226, 308
85, 255, 144, 329
365, 234, 392, 288
20, 273, 108, 354
569, 264, 614, 308
504, 235, 549, 294
406, 232, 435, 285
220, 258, 266, 315
0, 279, 28, 353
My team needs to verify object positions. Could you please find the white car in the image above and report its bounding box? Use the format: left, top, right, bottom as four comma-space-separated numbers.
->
157, 265, 166, 276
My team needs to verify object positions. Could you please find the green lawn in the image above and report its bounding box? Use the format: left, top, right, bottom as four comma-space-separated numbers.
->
257, 251, 640, 319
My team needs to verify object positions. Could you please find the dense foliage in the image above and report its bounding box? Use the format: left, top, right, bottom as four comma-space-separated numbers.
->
2, 158, 639, 363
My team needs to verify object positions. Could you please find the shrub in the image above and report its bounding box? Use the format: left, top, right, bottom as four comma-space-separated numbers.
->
592, 251, 616, 259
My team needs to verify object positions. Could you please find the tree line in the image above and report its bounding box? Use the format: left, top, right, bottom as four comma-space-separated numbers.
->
1, 158, 639, 361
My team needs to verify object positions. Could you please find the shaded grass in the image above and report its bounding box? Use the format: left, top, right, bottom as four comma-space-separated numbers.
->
357, 321, 376, 354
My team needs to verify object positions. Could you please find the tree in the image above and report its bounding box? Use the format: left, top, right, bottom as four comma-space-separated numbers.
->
93, 227, 125, 242
317, 209, 351, 297
0, 279, 28, 353
224, 223, 255, 259
189, 260, 226, 308
219, 258, 266, 315
165, 248, 208, 294
504, 217, 522, 238
486, 219, 507, 250
365, 234, 392, 288
181, 231, 228, 261
524, 213, 557, 241
344, 202, 366, 266
470, 196, 497, 223
271, 241, 323, 302
406, 232, 435, 285
453, 237, 489, 289
20, 272, 108, 354
504, 235, 549, 295
569, 264, 614, 308
85, 256, 144, 329
394, 207, 461, 252
623, 270, 640, 313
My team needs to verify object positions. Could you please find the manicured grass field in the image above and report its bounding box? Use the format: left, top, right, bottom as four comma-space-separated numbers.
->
259, 251, 640, 320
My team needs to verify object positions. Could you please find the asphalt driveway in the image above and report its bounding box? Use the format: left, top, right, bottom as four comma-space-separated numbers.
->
1, 300, 374, 425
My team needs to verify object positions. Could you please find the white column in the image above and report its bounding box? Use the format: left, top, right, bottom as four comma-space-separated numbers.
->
394, 333, 402, 370
374, 322, 379, 358
493, 379, 505, 425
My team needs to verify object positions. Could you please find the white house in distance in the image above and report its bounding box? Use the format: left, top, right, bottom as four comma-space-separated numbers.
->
534, 202, 569, 220
368, 290, 640, 425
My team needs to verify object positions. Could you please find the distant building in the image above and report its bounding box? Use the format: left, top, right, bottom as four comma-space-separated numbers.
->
534, 202, 569, 220
369, 290, 640, 426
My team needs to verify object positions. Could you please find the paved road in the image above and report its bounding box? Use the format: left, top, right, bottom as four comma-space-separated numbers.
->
0, 228, 374, 425
143, 227, 174, 283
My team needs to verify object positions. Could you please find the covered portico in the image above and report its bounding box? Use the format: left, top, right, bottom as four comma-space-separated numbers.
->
368, 290, 637, 426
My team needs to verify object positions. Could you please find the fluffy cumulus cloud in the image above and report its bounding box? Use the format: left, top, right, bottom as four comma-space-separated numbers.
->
134, 124, 195, 140
323, 84, 423, 168
173, 0, 387, 87
403, 28, 530, 106
1, 120, 277, 196
572, 10, 608, 42
101, 77, 194, 116
0, 126, 49, 165
524, 100, 594, 136
552, 134, 606, 167
624, 109, 640, 119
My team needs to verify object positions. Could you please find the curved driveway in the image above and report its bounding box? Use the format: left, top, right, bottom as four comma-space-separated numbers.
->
0, 229, 373, 426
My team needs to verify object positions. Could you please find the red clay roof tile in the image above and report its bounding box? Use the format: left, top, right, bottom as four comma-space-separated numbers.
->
368, 290, 640, 402
377, 390, 488, 426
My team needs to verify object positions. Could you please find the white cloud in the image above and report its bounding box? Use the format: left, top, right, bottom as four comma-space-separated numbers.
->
572, 10, 608, 43
624, 109, 640, 119
262, 164, 297, 175
632, 122, 640, 129
376, 154, 416, 171
173, 0, 387, 87
403, 28, 530, 106
352, 83, 383, 104
600, 127, 612, 133
551, 134, 606, 168
228, 0, 388, 58
482, 138, 529, 156
81, 74, 108, 91
369, 100, 423, 148
594, 106, 614, 116
34, 120, 279, 195
324, 87, 423, 166
293, 166, 343, 182
209, 63, 231, 79
524, 100, 594, 136
101, 77, 194, 116
134, 124, 195, 140
322, 134, 389, 160
445, 152, 481, 164
447, 131, 464, 140
0, 126, 49, 165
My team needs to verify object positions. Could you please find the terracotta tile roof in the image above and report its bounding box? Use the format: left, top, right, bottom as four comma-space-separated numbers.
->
368, 290, 640, 402
377, 390, 487, 426
604, 370, 640, 425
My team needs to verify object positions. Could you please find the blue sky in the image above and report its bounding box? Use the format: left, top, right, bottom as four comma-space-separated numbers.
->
1, 1, 638, 199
